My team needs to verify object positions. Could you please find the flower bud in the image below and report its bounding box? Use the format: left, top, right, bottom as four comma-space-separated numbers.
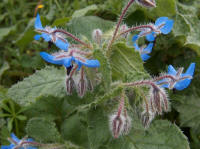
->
122, 110, 132, 135
77, 78, 87, 97
92, 29, 103, 44
66, 76, 75, 95
136, 0, 156, 8
141, 110, 155, 128
119, 24, 129, 38
109, 113, 125, 138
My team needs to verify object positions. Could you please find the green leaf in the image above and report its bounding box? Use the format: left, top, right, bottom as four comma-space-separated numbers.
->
26, 117, 61, 142
72, 4, 98, 18
7, 66, 66, 106
87, 107, 111, 149
8, 118, 13, 132
173, 1, 200, 55
52, 17, 71, 26
0, 25, 16, 42
93, 49, 111, 90
0, 61, 9, 80
61, 113, 88, 148
16, 115, 27, 121
109, 42, 149, 81
67, 16, 114, 40
172, 93, 200, 129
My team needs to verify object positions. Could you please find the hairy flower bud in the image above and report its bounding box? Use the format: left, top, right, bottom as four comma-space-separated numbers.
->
66, 76, 75, 95
141, 110, 155, 128
122, 109, 132, 135
136, 0, 156, 8
77, 77, 87, 97
109, 113, 125, 138
149, 87, 169, 114
120, 24, 129, 38
92, 29, 103, 44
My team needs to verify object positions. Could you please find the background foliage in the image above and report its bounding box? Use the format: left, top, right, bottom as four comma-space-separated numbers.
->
0, 0, 200, 149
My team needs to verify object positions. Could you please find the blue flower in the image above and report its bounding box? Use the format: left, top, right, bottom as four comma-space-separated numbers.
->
40, 51, 100, 70
157, 63, 195, 90
34, 14, 69, 51
133, 43, 153, 61
1, 133, 37, 149
146, 17, 174, 41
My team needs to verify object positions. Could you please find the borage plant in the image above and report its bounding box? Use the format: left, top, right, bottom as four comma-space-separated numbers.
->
2, 0, 196, 149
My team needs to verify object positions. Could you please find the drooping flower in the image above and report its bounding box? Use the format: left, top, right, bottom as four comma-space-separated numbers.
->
133, 42, 154, 61
40, 50, 100, 70
1, 133, 37, 149
157, 63, 195, 90
145, 17, 174, 41
34, 14, 69, 51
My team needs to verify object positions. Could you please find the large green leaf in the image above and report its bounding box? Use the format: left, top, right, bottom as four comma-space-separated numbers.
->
0, 25, 16, 42
7, 66, 66, 106
61, 113, 89, 148
173, 1, 200, 55
87, 107, 111, 149
109, 42, 149, 81
67, 16, 114, 40
72, 4, 98, 18
26, 117, 61, 142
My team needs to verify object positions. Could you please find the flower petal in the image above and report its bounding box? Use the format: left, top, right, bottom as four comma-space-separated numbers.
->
146, 32, 156, 41
132, 35, 139, 42
133, 43, 140, 51
141, 54, 150, 61
40, 52, 65, 65
1, 144, 14, 149
160, 20, 174, 34
143, 43, 154, 53
155, 17, 169, 27
168, 65, 177, 75
41, 33, 51, 42
55, 39, 69, 51
174, 78, 191, 91
11, 133, 20, 143
34, 34, 41, 40
185, 63, 195, 76
35, 14, 43, 30
63, 58, 73, 68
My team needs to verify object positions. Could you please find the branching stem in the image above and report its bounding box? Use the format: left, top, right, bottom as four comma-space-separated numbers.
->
107, 0, 135, 52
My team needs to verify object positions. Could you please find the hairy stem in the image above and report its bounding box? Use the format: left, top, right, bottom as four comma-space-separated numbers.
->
116, 25, 154, 39
107, 0, 135, 52
52, 29, 92, 49
123, 80, 159, 90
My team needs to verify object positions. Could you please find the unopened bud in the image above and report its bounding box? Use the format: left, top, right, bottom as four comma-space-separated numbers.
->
92, 29, 103, 44
149, 87, 169, 114
66, 76, 75, 95
109, 114, 125, 138
77, 78, 87, 97
136, 0, 156, 8
122, 109, 132, 135
141, 110, 155, 128
120, 24, 129, 38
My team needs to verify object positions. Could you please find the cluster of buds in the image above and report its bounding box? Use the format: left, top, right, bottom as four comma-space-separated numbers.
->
109, 95, 132, 138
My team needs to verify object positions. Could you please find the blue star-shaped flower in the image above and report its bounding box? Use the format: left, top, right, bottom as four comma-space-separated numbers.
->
34, 14, 69, 51
146, 17, 174, 41
40, 51, 100, 70
133, 42, 153, 61
157, 63, 195, 90
1, 133, 37, 149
